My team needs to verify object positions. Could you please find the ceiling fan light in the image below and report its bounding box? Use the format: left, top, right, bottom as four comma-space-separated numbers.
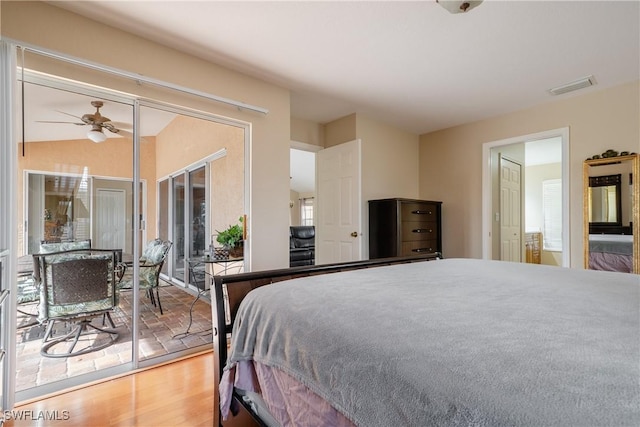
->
436, 0, 483, 14
87, 129, 107, 143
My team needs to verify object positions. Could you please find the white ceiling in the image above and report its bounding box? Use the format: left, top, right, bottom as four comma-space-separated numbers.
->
47, 0, 639, 136
22, 82, 176, 142
20, 2, 637, 190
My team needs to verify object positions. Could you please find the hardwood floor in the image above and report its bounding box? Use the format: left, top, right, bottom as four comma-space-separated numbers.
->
3, 351, 255, 427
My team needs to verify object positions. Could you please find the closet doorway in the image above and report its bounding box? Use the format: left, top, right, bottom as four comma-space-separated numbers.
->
482, 128, 570, 267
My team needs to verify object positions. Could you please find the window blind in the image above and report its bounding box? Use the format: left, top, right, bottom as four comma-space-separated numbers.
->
542, 179, 562, 251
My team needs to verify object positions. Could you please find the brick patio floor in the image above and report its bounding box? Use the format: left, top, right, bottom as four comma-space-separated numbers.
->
15, 282, 213, 392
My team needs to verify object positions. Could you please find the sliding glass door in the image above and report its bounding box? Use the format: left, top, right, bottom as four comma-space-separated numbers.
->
3, 41, 249, 407
172, 174, 186, 284
190, 167, 207, 260
16, 78, 136, 400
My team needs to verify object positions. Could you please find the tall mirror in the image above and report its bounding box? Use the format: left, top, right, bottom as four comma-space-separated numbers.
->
583, 153, 639, 274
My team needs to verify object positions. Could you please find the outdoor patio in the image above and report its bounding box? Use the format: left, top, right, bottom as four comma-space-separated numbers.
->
15, 281, 213, 392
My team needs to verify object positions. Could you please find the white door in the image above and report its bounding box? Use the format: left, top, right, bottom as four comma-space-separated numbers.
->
95, 188, 126, 250
500, 157, 522, 262
316, 139, 362, 264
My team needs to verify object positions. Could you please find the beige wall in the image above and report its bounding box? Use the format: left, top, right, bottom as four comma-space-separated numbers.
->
419, 80, 640, 268
356, 115, 420, 201
325, 114, 357, 147
155, 115, 244, 235
291, 117, 324, 148
2, 1, 292, 270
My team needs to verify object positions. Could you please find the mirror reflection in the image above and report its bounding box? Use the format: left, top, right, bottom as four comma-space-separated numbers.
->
584, 154, 638, 274
588, 175, 621, 225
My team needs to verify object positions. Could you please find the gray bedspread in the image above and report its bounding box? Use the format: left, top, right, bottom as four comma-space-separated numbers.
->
225, 258, 640, 426
589, 234, 633, 255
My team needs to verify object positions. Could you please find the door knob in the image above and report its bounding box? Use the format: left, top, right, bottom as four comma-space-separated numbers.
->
350, 231, 358, 237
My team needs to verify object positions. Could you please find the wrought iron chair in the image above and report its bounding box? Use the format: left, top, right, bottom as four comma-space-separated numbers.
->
117, 239, 173, 314
33, 248, 120, 358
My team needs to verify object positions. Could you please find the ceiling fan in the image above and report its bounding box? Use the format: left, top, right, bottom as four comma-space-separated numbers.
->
37, 100, 132, 143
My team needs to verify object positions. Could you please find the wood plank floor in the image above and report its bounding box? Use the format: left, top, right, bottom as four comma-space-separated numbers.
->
4, 351, 257, 427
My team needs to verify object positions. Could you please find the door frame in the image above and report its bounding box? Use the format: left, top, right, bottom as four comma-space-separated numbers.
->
482, 127, 570, 267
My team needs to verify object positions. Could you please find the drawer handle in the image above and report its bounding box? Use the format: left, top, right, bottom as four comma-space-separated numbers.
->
411, 210, 433, 215
412, 229, 433, 234
412, 248, 433, 253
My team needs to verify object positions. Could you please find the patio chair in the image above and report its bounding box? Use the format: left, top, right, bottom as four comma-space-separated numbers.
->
118, 239, 173, 314
39, 239, 92, 254
33, 248, 120, 358
16, 239, 93, 315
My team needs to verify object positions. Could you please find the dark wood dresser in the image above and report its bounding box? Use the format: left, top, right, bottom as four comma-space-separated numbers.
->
369, 198, 442, 259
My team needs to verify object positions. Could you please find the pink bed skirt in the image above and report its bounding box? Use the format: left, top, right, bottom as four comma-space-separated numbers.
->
221, 360, 356, 426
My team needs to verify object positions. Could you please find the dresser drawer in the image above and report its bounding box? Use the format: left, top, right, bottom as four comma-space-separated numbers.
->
369, 198, 442, 259
401, 221, 438, 242
401, 240, 438, 256
401, 202, 439, 221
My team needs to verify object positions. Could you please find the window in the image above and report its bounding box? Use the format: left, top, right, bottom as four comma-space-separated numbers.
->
542, 179, 562, 251
300, 197, 314, 226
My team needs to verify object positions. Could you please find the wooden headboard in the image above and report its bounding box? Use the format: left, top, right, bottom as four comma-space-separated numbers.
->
211, 253, 440, 426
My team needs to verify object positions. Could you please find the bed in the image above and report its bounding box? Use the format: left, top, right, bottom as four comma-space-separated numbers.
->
589, 234, 633, 273
212, 256, 639, 427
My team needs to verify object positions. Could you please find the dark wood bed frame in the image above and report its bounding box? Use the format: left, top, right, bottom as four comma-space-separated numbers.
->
211, 253, 440, 426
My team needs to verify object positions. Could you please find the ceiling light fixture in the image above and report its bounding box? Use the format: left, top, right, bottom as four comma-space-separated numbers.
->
436, 0, 483, 14
87, 127, 107, 143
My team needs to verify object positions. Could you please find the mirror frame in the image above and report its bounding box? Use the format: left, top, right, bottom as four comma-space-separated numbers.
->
583, 153, 639, 274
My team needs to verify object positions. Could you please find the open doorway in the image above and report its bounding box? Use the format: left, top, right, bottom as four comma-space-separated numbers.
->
482, 128, 570, 267
289, 142, 320, 267
289, 148, 316, 226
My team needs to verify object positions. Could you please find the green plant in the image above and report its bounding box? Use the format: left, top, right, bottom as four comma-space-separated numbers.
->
216, 217, 244, 248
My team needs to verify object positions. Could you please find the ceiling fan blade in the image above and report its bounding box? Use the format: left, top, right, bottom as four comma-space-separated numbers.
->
109, 128, 147, 142
107, 121, 133, 130
36, 120, 86, 125
55, 110, 85, 120
112, 128, 132, 137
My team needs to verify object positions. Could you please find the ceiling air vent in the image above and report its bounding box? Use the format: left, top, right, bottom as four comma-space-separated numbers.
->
548, 75, 596, 96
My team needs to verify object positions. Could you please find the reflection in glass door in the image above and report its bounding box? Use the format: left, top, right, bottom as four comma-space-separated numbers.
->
158, 179, 170, 276
172, 174, 186, 284
189, 167, 207, 260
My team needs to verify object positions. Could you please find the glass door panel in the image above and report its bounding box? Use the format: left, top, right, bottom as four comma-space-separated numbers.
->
172, 174, 186, 284
189, 167, 207, 260
7, 44, 249, 408
16, 79, 135, 400
158, 179, 170, 276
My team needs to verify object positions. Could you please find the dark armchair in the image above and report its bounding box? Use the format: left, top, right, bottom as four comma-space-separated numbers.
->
290, 226, 315, 267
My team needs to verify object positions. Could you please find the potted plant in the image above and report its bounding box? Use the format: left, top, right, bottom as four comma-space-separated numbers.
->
216, 217, 244, 258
